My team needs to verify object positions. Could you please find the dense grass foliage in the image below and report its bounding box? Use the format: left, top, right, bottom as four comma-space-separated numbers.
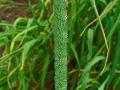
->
0, 0, 120, 90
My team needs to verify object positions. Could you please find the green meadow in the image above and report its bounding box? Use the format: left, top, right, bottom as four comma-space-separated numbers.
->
0, 0, 120, 90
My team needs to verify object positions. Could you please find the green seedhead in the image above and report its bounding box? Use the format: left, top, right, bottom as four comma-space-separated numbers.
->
53, 0, 68, 90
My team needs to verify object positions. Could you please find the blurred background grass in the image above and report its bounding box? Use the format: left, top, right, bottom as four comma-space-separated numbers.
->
0, 0, 120, 90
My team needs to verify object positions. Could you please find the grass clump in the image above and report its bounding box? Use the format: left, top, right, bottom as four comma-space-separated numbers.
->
0, 0, 120, 90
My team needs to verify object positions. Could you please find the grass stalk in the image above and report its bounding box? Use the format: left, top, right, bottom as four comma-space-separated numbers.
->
90, 0, 110, 76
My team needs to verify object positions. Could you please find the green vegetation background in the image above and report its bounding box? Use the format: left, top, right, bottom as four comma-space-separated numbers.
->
0, 0, 120, 90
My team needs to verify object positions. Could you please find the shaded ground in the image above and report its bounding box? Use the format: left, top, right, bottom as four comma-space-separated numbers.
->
0, 7, 31, 22
0, 0, 32, 22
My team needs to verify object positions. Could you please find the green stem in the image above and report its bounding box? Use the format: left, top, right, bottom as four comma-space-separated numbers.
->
53, 0, 68, 90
